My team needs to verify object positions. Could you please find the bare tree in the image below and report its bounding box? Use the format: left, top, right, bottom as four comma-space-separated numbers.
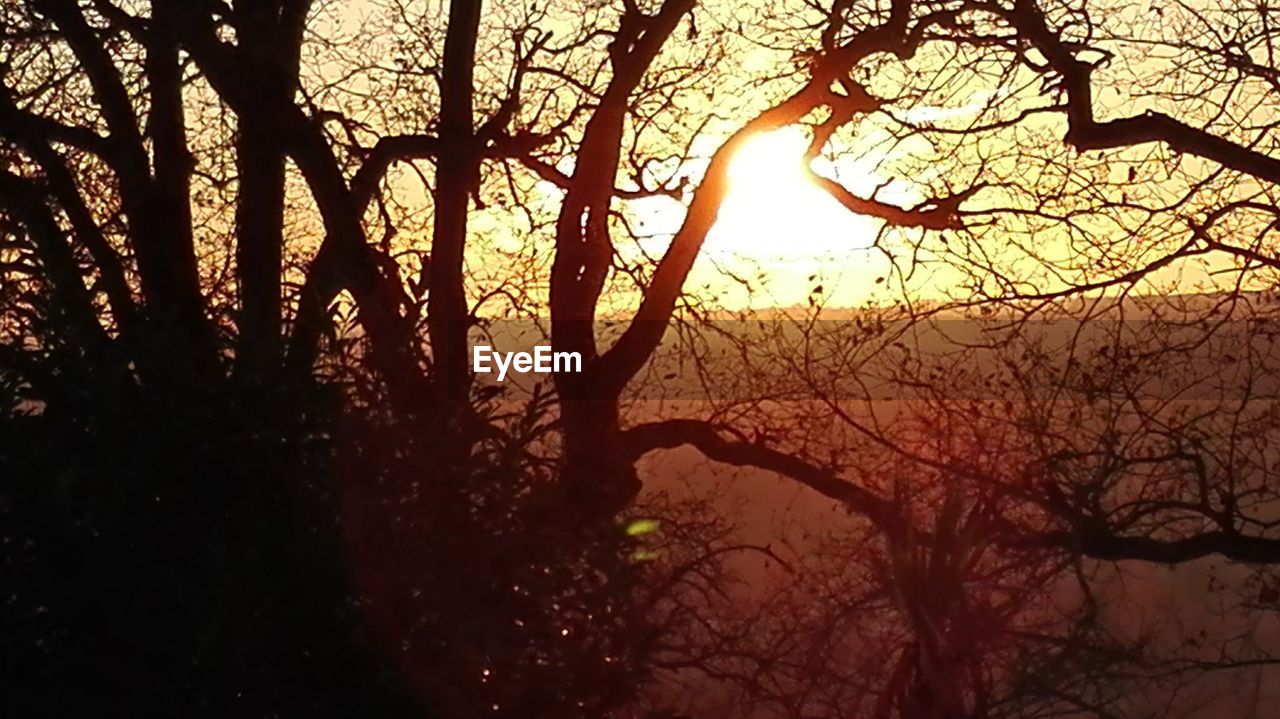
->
11, 0, 1280, 717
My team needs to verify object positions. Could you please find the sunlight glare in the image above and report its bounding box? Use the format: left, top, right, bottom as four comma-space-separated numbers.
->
701, 127, 887, 307
727, 128, 812, 189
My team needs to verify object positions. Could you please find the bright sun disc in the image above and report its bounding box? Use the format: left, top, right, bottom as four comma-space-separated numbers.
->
692, 127, 892, 307
728, 128, 811, 187
709, 128, 879, 259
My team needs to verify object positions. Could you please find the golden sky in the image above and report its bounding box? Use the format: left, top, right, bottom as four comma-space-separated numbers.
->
308, 0, 1277, 317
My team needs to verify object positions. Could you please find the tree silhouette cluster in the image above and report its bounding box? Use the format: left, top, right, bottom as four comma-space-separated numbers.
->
5, 1, 1280, 718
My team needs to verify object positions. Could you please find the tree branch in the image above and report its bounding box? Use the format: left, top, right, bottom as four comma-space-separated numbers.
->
621, 419, 896, 526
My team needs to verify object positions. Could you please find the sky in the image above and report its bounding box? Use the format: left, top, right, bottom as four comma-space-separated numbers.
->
303, 0, 1280, 324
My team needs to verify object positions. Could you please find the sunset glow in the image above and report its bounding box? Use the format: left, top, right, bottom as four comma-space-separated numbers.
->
691, 127, 895, 307
711, 128, 880, 260
8, 0, 1279, 716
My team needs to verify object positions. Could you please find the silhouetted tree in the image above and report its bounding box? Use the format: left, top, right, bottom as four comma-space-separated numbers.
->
12, 0, 1280, 717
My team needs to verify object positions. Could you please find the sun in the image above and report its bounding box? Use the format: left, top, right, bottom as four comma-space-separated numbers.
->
727, 127, 813, 189
712, 127, 881, 260
698, 127, 889, 307
623, 127, 901, 308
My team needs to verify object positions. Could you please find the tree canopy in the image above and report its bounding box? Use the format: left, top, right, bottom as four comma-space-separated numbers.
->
4, 0, 1280, 717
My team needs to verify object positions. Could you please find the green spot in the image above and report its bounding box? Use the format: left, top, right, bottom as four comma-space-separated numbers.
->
630, 549, 660, 562
624, 518, 661, 537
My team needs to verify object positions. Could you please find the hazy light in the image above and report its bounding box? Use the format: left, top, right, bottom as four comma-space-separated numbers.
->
700, 127, 888, 306
711, 128, 880, 258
